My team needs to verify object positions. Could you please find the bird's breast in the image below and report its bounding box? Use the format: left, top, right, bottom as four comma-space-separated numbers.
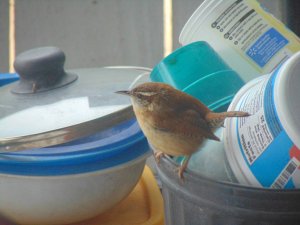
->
135, 115, 202, 156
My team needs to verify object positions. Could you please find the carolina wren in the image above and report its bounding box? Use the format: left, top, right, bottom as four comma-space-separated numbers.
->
116, 82, 249, 179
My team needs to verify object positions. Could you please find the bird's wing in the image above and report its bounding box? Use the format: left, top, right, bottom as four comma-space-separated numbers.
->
151, 108, 220, 141
179, 109, 220, 141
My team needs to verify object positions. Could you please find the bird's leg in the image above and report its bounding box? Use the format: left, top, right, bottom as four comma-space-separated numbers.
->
177, 155, 191, 179
154, 151, 166, 163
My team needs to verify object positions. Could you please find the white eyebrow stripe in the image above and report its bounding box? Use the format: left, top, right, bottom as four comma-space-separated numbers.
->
135, 91, 157, 96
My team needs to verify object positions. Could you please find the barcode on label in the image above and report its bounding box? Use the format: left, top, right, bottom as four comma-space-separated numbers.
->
271, 158, 299, 189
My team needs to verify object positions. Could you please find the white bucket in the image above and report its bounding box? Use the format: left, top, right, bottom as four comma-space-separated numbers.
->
223, 51, 300, 189
179, 0, 300, 82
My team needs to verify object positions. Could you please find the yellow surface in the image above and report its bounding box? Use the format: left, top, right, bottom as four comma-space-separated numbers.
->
71, 166, 164, 225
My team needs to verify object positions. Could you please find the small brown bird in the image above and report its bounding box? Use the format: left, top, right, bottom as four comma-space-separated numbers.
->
116, 82, 249, 179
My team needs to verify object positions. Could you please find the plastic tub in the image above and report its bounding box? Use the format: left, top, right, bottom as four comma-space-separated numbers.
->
156, 156, 300, 225
179, 0, 300, 82
0, 119, 150, 225
150, 41, 244, 110
224, 51, 300, 189
0, 72, 151, 225
70, 166, 164, 225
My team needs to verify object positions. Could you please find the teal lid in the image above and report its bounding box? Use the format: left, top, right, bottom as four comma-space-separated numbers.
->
150, 41, 244, 110
182, 70, 244, 111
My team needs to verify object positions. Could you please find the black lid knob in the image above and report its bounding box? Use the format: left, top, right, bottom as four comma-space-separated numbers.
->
12, 47, 77, 94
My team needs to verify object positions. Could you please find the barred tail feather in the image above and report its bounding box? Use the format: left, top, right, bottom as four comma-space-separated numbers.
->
206, 111, 250, 128
221, 111, 250, 118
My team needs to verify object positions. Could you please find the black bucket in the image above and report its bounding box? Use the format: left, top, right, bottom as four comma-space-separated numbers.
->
156, 156, 300, 225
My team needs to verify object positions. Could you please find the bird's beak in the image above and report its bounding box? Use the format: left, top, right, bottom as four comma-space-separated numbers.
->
115, 90, 132, 96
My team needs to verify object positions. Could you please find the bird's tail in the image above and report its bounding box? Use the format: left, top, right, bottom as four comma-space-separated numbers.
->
206, 111, 250, 128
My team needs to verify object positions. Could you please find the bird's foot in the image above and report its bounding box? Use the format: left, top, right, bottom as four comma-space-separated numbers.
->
176, 155, 191, 180
176, 165, 186, 180
154, 151, 166, 163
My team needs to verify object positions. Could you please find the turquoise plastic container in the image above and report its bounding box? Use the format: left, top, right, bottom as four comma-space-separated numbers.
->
150, 41, 244, 111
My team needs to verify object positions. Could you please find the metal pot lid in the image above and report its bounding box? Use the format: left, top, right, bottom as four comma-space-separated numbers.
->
0, 47, 150, 152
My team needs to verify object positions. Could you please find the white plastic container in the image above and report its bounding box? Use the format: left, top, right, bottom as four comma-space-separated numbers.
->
223, 51, 300, 189
0, 61, 152, 224
179, 0, 300, 82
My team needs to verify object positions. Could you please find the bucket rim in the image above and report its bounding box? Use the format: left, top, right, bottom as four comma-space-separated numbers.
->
157, 155, 300, 193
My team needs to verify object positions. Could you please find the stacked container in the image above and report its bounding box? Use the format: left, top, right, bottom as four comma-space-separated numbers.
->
0, 47, 152, 225
154, 0, 300, 224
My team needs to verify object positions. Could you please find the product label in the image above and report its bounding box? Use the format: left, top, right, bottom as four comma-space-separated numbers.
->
237, 76, 272, 165
234, 72, 300, 188
210, 0, 292, 70
246, 28, 289, 67
271, 157, 300, 189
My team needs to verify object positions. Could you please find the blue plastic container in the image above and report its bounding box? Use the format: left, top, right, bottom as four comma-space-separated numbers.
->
0, 70, 151, 225
0, 119, 149, 176
0, 46, 154, 224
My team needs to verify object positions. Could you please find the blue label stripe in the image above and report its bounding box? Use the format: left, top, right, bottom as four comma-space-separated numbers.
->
263, 68, 283, 137
251, 131, 293, 187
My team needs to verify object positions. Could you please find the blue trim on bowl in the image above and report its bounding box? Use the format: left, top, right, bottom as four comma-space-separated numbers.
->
0, 73, 19, 86
0, 120, 149, 176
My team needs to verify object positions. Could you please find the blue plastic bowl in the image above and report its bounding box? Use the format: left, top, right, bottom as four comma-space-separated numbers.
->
0, 69, 151, 225
0, 119, 149, 176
